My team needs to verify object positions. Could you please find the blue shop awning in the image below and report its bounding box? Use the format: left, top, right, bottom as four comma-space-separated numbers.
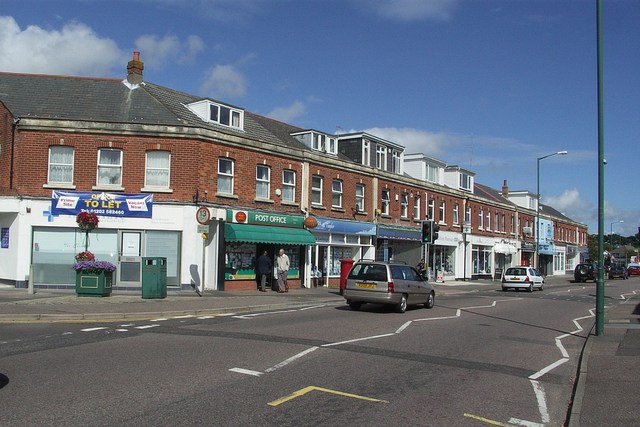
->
224, 223, 316, 245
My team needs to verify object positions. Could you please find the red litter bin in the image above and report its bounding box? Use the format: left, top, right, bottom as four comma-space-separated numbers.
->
339, 258, 355, 295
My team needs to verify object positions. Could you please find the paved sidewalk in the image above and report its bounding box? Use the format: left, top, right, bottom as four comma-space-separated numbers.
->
1, 283, 639, 426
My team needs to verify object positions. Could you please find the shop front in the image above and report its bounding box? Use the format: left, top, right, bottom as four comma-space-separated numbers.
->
376, 224, 421, 266
223, 209, 316, 291
493, 240, 517, 280
520, 241, 535, 266
310, 217, 376, 288
429, 231, 460, 281
467, 235, 496, 280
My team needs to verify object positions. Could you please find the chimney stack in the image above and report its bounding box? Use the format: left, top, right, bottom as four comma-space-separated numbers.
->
127, 51, 144, 85
501, 179, 509, 197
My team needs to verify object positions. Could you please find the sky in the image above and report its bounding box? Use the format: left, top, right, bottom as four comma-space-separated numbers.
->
1, 0, 638, 237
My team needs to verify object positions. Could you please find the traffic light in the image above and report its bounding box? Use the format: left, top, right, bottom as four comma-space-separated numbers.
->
432, 223, 440, 242
421, 220, 433, 243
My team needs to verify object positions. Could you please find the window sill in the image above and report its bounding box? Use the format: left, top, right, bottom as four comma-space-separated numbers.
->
216, 192, 239, 199
281, 201, 299, 207
254, 198, 275, 204
141, 187, 173, 193
43, 183, 76, 190
311, 204, 326, 210
92, 185, 124, 191
331, 207, 346, 213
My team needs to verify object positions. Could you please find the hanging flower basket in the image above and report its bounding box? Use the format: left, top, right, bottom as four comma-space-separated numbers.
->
75, 251, 95, 262
76, 212, 99, 231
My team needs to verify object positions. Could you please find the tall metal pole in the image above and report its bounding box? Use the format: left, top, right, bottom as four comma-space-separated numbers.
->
596, 0, 605, 335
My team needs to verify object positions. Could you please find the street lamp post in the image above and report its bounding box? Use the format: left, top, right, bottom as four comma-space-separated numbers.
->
610, 220, 624, 249
536, 150, 568, 271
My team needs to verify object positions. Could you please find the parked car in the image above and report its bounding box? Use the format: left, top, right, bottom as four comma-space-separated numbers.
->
343, 260, 435, 313
608, 264, 628, 280
501, 266, 544, 292
627, 264, 640, 276
574, 263, 597, 283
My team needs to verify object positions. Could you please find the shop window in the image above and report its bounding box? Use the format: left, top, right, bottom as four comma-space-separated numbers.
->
48, 145, 74, 185
329, 247, 353, 276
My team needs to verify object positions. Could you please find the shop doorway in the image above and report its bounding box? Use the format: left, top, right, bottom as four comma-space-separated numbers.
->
118, 231, 143, 286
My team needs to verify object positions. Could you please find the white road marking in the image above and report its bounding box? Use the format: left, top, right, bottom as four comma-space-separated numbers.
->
264, 346, 319, 373
135, 324, 160, 329
229, 368, 263, 376
150, 318, 168, 322
80, 327, 108, 332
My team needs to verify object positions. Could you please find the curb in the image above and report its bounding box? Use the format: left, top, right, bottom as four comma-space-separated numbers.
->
0, 299, 345, 323
567, 333, 592, 427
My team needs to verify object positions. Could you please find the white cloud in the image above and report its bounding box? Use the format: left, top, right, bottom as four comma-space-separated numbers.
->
544, 189, 593, 225
366, 0, 459, 21
199, 64, 247, 99
134, 34, 204, 68
267, 100, 306, 123
0, 16, 122, 76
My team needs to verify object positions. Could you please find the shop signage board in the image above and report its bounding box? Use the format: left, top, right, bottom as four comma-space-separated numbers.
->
51, 191, 153, 218
226, 209, 305, 228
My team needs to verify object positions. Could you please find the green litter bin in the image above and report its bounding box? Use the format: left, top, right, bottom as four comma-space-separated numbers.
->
142, 257, 167, 299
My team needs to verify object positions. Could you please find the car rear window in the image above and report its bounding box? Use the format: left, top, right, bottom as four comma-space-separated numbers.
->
506, 268, 526, 276
348, 264, 388, 282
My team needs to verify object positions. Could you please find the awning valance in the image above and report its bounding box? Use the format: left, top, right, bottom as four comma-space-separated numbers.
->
494, 243, 517, 255
224, 223, 316, 245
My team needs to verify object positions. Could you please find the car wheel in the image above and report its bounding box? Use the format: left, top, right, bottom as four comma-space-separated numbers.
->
528, 283, 533, 293
502, 286, 508, 292
424, 291, 435, 309
348, 301, 362, 311
396, 294, 408, 313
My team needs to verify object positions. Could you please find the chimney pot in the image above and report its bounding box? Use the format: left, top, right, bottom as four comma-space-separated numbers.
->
127, 51, 144, 85
502, 179, 509, 197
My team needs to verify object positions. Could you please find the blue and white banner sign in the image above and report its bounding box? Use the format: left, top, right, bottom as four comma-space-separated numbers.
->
52, 191, 153, 218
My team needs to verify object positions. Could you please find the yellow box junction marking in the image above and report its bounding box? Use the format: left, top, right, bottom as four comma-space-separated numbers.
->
268, 386, 389, 407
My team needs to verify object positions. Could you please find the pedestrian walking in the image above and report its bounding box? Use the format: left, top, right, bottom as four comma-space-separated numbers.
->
256, 251, 272, 292
276, 248, 290, 293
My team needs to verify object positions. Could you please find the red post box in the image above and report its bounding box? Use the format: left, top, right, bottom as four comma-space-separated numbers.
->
339, 258, 355, 295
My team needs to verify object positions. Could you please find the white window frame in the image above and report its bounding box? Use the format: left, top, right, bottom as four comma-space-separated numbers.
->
465, 206, 471, 224
311, 175, 323, 206
363, 140, 370, 166
439, 200, 445, 223
96, 148, 122, 187
486, 211, 491, 230
478, 208, 484, 229
256, 165, 270, 199
217, 157, 234, 195
209, 103, 243, 129
327, 137, 337, 155
392, 151, 401, 173
144, 150, 171, 190
355, 184, 365, 212
400, 193, 408, 218
48, 145, 74, 185
312, 133, 325, 151
428, 198, 435, 220
413, 195, 421, 220
332, 179, 343, 208
381, 190, 390, 215
460, 173, 471, 191
282, 170, 296, 202
425, 163, 438, 183
376, 145, 387, 170
453, 203, 459, 225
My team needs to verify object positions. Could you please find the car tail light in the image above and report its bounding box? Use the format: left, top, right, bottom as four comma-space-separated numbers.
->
525, 275, 530, 282
388, 281, 395, 293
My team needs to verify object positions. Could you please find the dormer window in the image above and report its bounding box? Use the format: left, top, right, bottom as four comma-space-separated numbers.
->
459, 173, 472, 191
292, 131, 338, 155
185, 100, 244, 130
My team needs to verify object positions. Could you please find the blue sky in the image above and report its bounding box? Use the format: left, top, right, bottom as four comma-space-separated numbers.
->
1, 0, 638, 236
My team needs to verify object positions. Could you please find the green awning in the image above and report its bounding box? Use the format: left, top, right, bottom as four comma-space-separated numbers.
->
225, 223, 316, 245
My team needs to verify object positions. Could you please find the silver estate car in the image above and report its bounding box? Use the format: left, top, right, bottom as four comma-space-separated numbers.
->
343, 260, 435, 313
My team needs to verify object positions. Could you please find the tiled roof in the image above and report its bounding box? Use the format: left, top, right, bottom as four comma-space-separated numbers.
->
0, 72, 312, 152
474, 182, 515, 206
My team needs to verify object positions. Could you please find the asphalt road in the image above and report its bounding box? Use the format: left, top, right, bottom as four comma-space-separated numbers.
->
1, 277, 635, 426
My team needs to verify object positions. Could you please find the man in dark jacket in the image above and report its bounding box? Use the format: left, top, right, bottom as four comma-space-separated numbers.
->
256, 251, 272, 292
